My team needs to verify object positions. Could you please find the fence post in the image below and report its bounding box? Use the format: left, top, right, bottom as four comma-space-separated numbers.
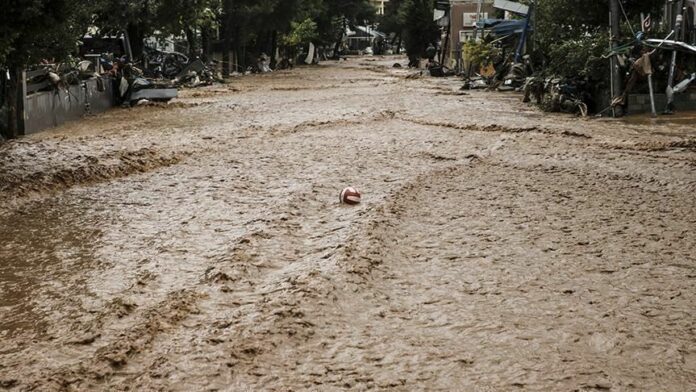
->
18, 70, 26, 135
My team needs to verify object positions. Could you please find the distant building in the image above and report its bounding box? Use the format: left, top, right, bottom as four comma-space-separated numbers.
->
370, 0, 389, 15
449, 0, 496, 44
443, 0, 496, 68
346, 26, 387, 53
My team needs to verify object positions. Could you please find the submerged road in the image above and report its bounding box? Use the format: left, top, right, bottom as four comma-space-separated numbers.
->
0, 57, 695, 391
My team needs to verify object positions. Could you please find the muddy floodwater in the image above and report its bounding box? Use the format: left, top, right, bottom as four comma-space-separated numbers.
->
1, 57, 695, 391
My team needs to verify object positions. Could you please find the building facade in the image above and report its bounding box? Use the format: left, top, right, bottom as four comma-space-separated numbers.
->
446, 0, 496, 68
449, 0, 496, 44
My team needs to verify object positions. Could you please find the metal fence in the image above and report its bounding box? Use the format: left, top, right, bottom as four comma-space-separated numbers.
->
21, 74, 116, 135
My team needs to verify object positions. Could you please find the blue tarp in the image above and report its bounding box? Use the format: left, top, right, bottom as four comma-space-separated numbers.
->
475, 19, 533, 36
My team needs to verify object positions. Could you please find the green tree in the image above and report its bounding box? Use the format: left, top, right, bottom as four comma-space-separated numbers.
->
399, 0, 439, 64
262, 0, 322, 66
92, 0, 161, 60
0, 0, 95, 138
155, 0, 219, 56
284, 18, 319, 47
315, 0, 376, 57
378, 0, 404, 52
520, 0, 665, 78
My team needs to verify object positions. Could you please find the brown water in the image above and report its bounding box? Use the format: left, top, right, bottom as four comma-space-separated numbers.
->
619, 112, 696, 127
0, 57, 695, 391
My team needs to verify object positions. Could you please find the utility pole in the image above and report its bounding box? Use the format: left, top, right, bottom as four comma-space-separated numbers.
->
514, 4, 533, 63
435, 0, 452, 65
221, 0, 234, 76
473, 0, 484, 41
665, 1, 684, 114
642, 12, 658, 117
610, 0, 624, 117
465, 0, 485, 81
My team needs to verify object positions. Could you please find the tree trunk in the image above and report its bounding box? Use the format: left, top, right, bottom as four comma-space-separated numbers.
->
201, 26, 211, 61
332, 28, 344, 60
185, 27, 197, 57
233, 25, 243, 72
127, 23, 145, 61
270, 30, 278, 69
3, 68, 21, 139
332, 17, 346, 59
609, 0, 624, 116
222, 0, 234, 75
255, 30, 268, 55
234, 47, 241, 73
240, 43, 246, 71
332, 40, 342, 59
222, 38, 231, 76
265, 30, 273, 55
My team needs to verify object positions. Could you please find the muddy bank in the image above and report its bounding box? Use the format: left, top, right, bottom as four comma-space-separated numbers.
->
0, 145, 183, 200
0, 56, 695, 391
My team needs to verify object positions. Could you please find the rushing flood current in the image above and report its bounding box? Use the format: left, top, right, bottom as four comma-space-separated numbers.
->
0, 57, 695, 391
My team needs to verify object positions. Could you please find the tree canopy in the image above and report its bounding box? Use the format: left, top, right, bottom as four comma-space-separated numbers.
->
0, 0, 376, 71
515, 0, 667, 78
0, 0, 95, 69
378, 0, 440, 61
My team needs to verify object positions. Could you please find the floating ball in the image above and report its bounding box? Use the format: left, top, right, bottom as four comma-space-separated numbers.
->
340, 187, 361, 205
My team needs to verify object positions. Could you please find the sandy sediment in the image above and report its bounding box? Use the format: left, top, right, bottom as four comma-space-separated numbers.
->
0, 57, 694, 391
0, 146, 183, 200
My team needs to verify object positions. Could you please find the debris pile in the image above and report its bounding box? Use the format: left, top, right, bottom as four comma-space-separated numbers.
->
20, 38, 168, 107
24, 38, 228, 109
143, 47, 222, 88
116, 61, 178, 107
523, 77, 589, 116
25, 58, 105, 94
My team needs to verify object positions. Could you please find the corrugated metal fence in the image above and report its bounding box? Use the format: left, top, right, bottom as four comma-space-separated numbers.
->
22, 75, 116, 135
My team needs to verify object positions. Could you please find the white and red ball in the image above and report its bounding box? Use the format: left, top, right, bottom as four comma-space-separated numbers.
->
340, 187, 361, 205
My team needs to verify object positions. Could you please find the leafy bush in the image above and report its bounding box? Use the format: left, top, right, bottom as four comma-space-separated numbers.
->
463, 39, 502, 69
542, 31, 607, 80
283, 18, 319, 47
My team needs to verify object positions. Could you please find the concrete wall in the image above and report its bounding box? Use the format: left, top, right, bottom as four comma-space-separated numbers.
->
628, 92, 696, 114
23, 77, 115, 135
